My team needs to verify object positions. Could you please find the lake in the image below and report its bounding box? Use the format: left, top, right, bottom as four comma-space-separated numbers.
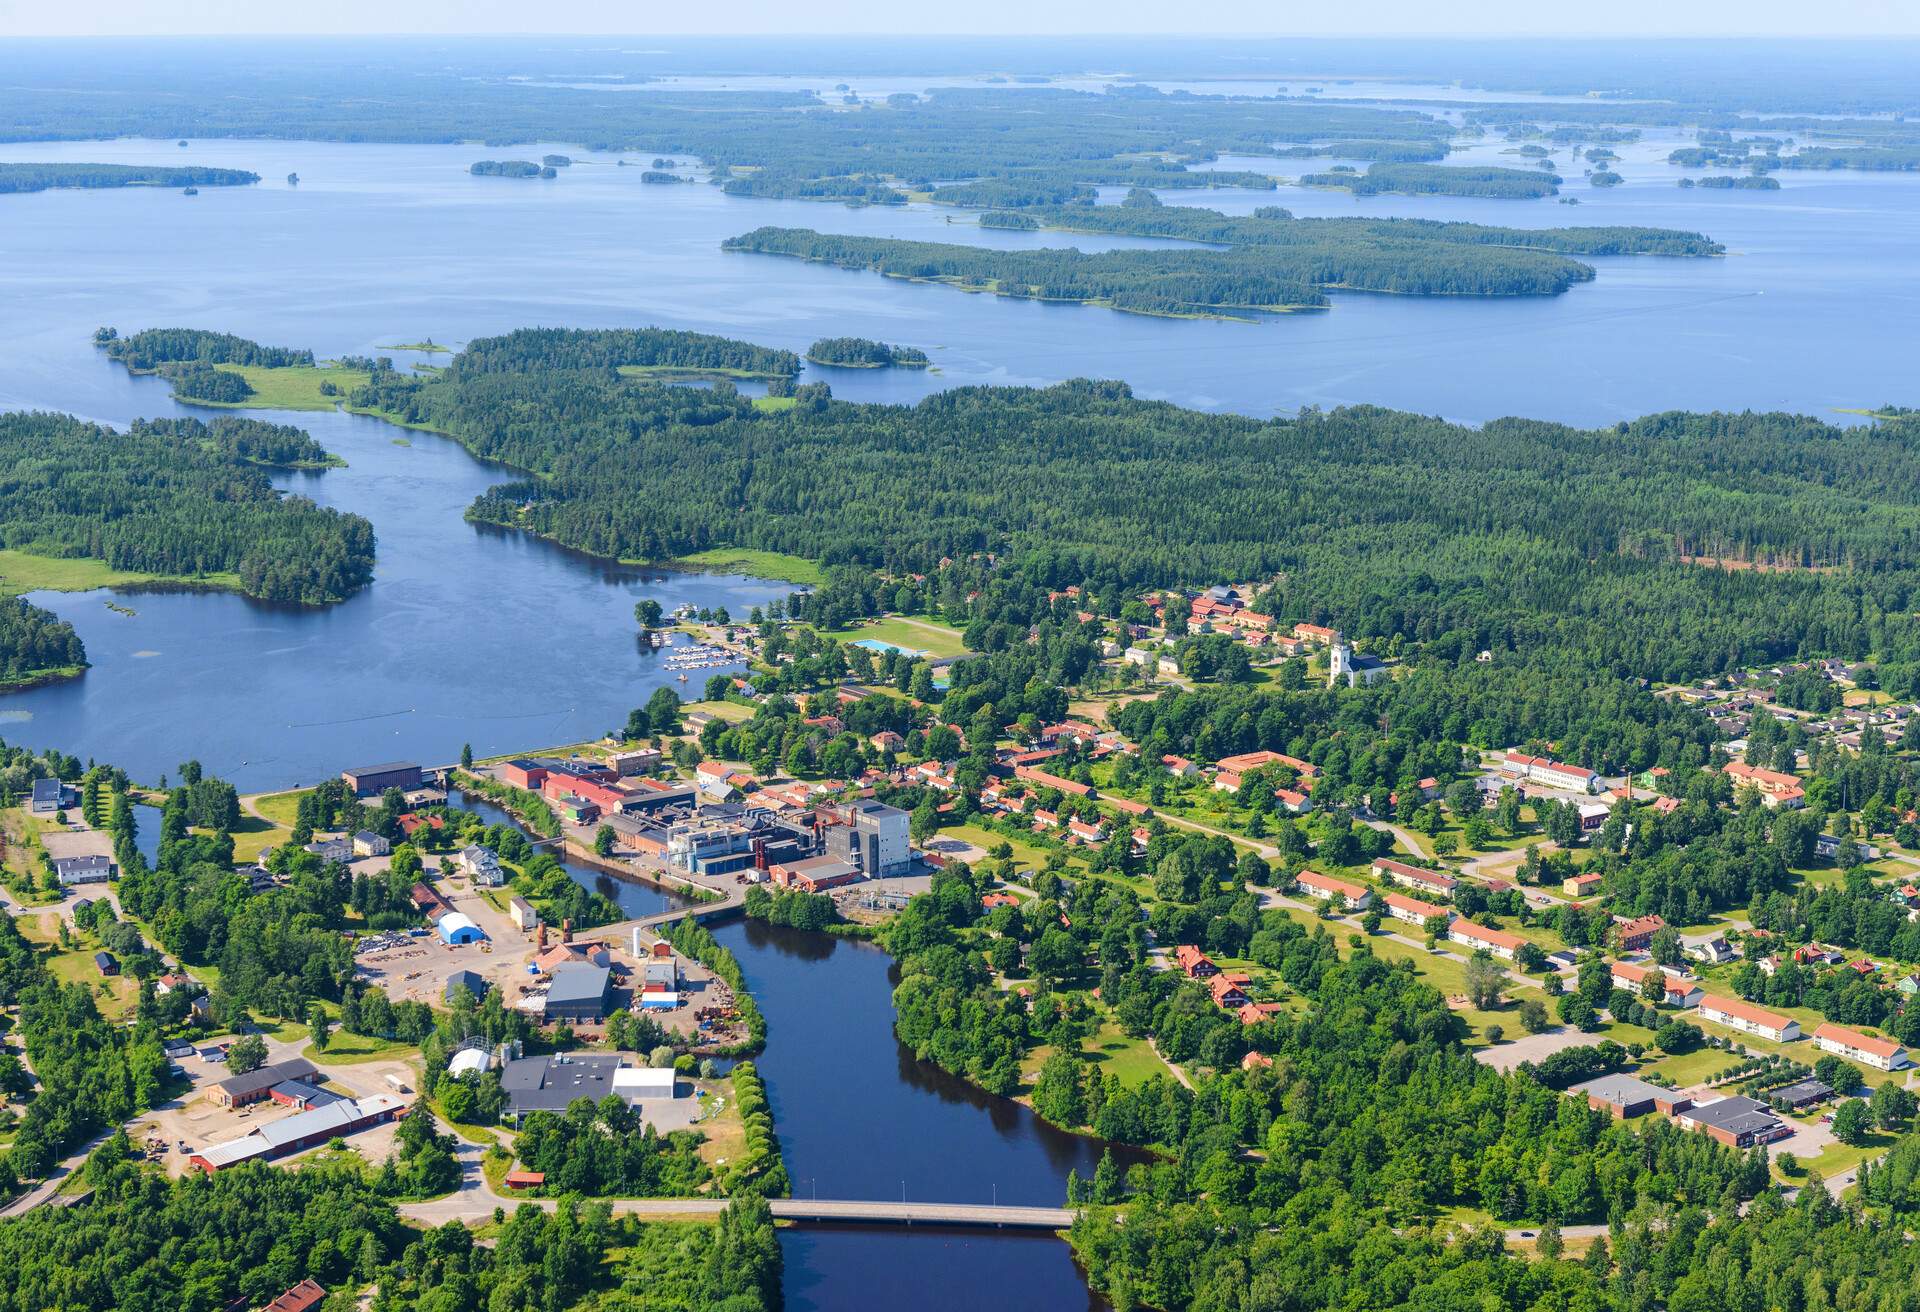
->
0, 119, 1914, 1307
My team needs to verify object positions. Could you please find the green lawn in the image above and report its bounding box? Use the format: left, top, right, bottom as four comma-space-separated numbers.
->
669, 548, 824, 586
944, 822, 1086, 874
1080, 1019, 1173, 1087
1638, 1045, 1735, 1088
0, 548, 242, 598
820, 615, 973, 659
310, 1029, 418, 1066
250, 789, 307, 828
197, 362, 372, 411
1776, 1123, 1898, 1185
681, 700, 754, 725
751, 396, 797, 413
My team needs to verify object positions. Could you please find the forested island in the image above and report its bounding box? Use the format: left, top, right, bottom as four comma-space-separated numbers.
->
805, 336, 930, 368
723, 210, 1720, 313
0, 411, 373, 605
96, 325, 321, 405
1682, 175, 1781, 190
0, 162, 260, 194
1301, 161, 1562, 197
975, 199, 1723, 258
470, 159, 555, 178
309, 326, 1920, 681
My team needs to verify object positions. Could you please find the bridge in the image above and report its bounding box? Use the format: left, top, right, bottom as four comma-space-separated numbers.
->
399, 1187, 1073, 1231
768, 1199, 1073, 1229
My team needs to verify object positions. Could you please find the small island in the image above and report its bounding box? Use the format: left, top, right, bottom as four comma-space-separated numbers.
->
470, 159, 556, 179
1681, 175, 1781, 190
805, 337, 930, 369
1301, 162, 1561, 198
1589, 170, 1625, 187
541, 154, 573, 168
640, 170, 688, 184
0, 163, 260, 195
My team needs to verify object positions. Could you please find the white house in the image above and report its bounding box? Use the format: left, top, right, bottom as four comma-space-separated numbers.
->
1447, 919, 1526, 961
1294, 870, 1370, 909
1813, 1022, 1911, 1072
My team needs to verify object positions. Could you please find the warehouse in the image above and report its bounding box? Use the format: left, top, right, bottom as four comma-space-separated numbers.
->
209, 1057, 320, 1109
189, 1093, 408, 1172
436, 912, 486, 945
340, 761, 422, 796
541, 962, 611, 1023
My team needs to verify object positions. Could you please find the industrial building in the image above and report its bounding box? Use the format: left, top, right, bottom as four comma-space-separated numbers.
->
209, 1057, 322, 1109
821, 800, 912, 877
189, 1093, 407, 1171
541, 962, 611, 1023
499, 1053, 680, 1120
340, 761, 423, 796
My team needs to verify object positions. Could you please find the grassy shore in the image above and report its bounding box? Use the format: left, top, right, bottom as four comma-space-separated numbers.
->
669, 548, 825, 586
0, 548, 243, 598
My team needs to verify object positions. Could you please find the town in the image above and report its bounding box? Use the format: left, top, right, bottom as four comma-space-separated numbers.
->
4, 564, 1918, 1311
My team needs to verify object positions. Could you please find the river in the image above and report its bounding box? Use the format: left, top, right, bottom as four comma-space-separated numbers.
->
1, 112, 1915, 1307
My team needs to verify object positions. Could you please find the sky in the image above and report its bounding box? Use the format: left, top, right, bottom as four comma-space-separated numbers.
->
0, 0, 1915, 38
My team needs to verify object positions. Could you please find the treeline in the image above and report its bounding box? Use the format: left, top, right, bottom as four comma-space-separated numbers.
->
0, 162, 260, 194
805, 336, 929, 368
723, 226, 1330, 314
930, 178, 1096, 207
340, 332, 1920, 680
1682, 175, 1781, 189
0, 1157, 781, 1312
0, 597, 85, 685
982, 198, 1720, 259
451, 325, 800, 378
95, 326, 314, 371
721, 171, 905, 204
469, 159, 554, 178
0, 412, 373, 605
1302, 161, 1562, 197
137, 414, 342, 468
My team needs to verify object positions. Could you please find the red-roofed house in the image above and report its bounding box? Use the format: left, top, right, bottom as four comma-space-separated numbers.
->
1371, 857, 1455, 897
1174, 945, 1218, 978
1813, 1022, 1911, 1071
265, 1280, 328, 1312
1447, 919, 1526, 961
1723, 760, 1807, 808
1294, 870, 1370, 908
1614, 914, 1666, 952
1611, 960, 1704, 1007
1699, 995, 1801, 1043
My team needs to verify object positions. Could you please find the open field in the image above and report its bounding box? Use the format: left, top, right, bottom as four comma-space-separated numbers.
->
669, 548, 824, 586
820, 614, 973, 659
0, 548, 241, 598
196, 362, 372, 411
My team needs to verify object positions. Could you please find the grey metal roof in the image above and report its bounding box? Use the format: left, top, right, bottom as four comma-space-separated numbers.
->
215, 1057, 319, 1101
1583, 1074, 1671, 1107
1684, 1095, 1783, 1135
343, 761, 418, 777
544, 962, 610, 1006
500, 1053, 624, 1115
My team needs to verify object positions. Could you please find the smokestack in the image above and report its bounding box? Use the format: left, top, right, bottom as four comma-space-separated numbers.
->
561, 918, 572, 944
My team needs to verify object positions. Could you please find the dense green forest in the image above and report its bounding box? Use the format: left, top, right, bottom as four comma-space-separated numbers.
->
95, 326, 314, 372
456, 326, 801, 378
1301, 162, 1562, 197
805, 337, 929, 368
0, 598, 86, 686
720, 171, 906, 204
1681, 175, 1782, 190
331, 330, 1920, 682
0, 1158, 781, 1312
723, 223, 1616, 310
976, 199, 1722, 257
0, 412, 372, 604
0, 163, 259, 194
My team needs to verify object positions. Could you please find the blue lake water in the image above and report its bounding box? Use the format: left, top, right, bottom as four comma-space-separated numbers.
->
0, 123, 1913, 1307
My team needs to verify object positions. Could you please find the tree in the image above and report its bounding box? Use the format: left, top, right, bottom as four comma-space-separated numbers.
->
1649, 925, 1684, 968
634, 598, 663, 629
1462, 952, 1506, 1011
308, 1003, 330, 1052
226, 1034, 267, 1075
1814, 1054, 1855, 1093
1557, 993, 1597, 1030
1519, 998, 1549, 1034
1870, 1081, 1915, 1131
1832, 1098, 1873, 1147
460, 743, 473, 768
594, 824, 616, 857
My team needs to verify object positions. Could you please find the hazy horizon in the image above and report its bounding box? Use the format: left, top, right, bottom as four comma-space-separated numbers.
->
1, 0, 1915, 39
